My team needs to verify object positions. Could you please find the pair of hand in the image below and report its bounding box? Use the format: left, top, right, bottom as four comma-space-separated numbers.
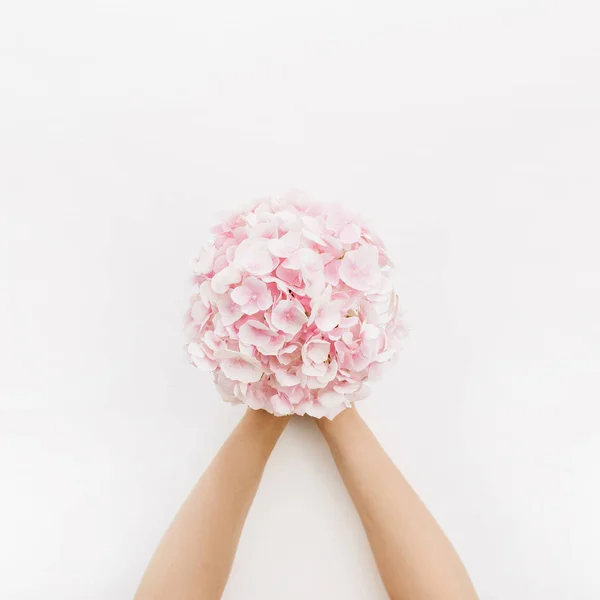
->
135, 404, 478, 600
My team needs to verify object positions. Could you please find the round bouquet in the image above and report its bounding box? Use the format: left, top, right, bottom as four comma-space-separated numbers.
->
185, 195, 404, 419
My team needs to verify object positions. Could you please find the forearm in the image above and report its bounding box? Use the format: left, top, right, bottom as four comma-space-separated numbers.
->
135, 409, 288, 600
317, 408, 477, 600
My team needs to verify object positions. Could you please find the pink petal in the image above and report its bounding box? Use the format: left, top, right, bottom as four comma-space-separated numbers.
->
339, 316, 359, 328
271, 300, 308, 335
318, 389, 347, 408
300, 248, 325, 277
231, 285, 252, 306
187, 342, 217, 371
325, 207, 348, 234
304, 273, 326, 298
214, 372, 239, 402
303, 229, 327, 246
350, 383, 371, 402
339, 223, 362, 244
212, 313, 228, 337
220, 356, 263, 383
333, 380, 362, 394
301, 214, 327, 235
322, 403, 350, 420
247, 277, 273, 310
211, 265, 242, 294
230, 276, 273, 314
257, 289, 273, 311
275, 265, 303, 287
191, 299, 210, 322
361, 323, 380, 339
282, 248, 323, 277
194, 245, 215, 274
261, 275, 289, 294
249, 222, 278, 239
306, 339, 330, 363
238, 320, 285, 355
215, 294, 243, 326
198, 280, 215, 307
270, 394, 293, 416
302, 362, 328, 377
308, 285, 332, 324
214, 348, 260, 363
296, 399, 327, 419
245, 387, 266, 410
268, 230, 302, 258
234, 238, 276, 275
317, 359, 338, 384
203, 331, 223, 352
339, 244, 380, 292
284, 385, 304, 405
315, 300, 342, 332
374, 349, 395, 363
324, 259, 341, 286
278, 343, 301, 365
274, 369, 301, 386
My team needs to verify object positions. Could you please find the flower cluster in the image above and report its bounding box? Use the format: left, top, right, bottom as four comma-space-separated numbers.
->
185, 195, 404, 419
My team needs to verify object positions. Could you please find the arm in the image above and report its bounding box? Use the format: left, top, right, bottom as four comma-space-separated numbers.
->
134, 409, 289, 600
317, 407, 478, 600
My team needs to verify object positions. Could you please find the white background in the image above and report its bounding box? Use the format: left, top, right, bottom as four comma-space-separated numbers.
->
1, 1, 599, 598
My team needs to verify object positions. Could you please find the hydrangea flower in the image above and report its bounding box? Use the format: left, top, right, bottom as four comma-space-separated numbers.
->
185, 194, 405, 419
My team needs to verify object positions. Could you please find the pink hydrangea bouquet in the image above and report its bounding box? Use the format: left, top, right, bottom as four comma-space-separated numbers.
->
185, 195, 404, 419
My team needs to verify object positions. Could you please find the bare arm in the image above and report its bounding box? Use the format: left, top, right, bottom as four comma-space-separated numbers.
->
134, 409, 289, 600
317, 407, 478, 600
